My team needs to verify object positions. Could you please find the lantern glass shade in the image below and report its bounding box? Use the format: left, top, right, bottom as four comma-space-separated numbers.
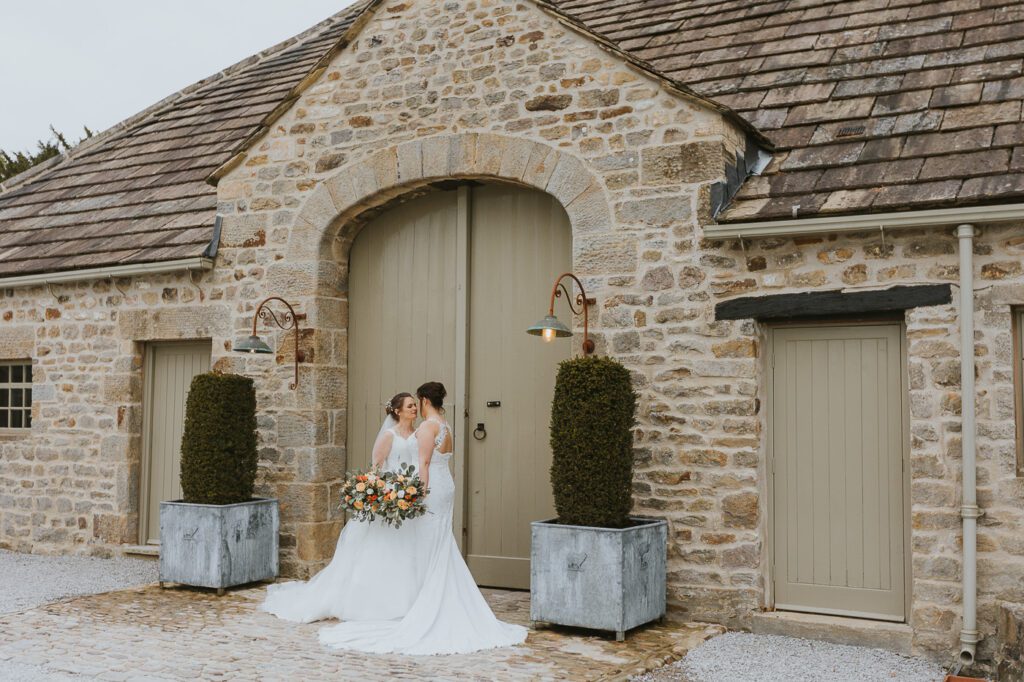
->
233, 334, 273, 354
526, 314, 572, 341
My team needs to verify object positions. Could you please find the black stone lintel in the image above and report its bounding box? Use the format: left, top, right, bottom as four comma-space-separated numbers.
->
715, 284, 953, 321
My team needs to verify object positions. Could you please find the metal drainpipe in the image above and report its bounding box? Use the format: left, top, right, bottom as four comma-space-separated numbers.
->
957, 223, 982, 666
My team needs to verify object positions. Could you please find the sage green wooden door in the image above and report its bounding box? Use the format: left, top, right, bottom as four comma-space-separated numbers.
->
347, 190, 460, 473
141, 342, 211, 544
347, 184, 571, 589
465, 185, 571, 589
770, 324, 907, 621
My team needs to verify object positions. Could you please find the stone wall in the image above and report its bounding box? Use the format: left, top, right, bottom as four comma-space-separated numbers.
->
666, 222, 1024, 663
997, 602, 1024, 681
0, 274, 232, 554
2, 0, 1023, 669
212, 0, 748, 583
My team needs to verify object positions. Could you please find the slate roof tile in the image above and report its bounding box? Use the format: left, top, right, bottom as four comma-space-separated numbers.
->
0, 3, 368, 276
567, 0, 1024, 222
3, 0, 1023, 264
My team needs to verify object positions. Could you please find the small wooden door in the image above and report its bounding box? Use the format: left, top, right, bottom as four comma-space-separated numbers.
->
141, 342, 211, 544
466, 185, 571, 589
770, 324, 907, 621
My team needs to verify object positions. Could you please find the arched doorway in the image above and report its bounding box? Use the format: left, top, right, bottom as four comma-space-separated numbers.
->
347, 183, 572, 589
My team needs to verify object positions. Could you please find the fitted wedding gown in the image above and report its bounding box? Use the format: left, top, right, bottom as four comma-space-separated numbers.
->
318, 419, 528, 655
260, 426, 421, 623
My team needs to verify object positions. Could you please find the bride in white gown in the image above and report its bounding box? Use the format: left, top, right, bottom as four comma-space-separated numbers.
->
260, 393, 422, 623
317, 381, 528, 655
261, 383, 527, 655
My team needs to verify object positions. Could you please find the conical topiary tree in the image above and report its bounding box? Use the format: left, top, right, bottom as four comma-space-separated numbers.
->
549, 356, 638, 528
179, 372, 258, 505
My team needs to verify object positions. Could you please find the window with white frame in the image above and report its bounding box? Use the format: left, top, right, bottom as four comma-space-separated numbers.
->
0, 362, 32, 430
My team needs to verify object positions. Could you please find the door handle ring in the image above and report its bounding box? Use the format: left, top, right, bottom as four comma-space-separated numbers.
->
473, 423, 487, 440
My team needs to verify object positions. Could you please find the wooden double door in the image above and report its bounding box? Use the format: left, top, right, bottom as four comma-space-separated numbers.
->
347, 184, 572, 589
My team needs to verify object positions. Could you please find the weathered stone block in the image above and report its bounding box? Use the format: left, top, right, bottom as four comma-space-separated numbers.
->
641, 142, 724, 186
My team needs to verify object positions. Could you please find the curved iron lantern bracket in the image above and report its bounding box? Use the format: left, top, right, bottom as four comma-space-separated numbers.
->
234, 296, 303, 389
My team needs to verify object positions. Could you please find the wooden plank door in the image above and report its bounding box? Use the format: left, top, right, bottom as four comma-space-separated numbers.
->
465, 184, 572, 589
347, 190, 460, 473
141, 342, 211, 544
770, 324, 907, 621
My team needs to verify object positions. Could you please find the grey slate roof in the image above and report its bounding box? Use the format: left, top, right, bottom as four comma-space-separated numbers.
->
0, 3, 369, 278
1, 0, 1022, 278
552, 0, 1024, 223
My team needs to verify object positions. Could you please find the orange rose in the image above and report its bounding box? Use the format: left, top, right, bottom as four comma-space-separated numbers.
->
356, 482, 366, 492
353, 500, 363, 510
406, 486, 417, 495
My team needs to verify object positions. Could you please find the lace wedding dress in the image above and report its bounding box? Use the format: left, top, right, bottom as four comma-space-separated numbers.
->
317, 418, 528, 655
259, 425, 421, 623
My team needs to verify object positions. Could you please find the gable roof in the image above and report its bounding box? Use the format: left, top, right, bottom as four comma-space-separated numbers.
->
552, 0, 1024, 223
0, 2, 371, 278
1, 1, 1021, 281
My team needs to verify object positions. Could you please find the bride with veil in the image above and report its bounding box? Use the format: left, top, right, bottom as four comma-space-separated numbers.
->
260, 384, 527, 655
260, 392, 422, 623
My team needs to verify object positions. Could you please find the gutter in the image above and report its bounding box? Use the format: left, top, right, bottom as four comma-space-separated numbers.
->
0, 257, 214, 290
704, 202, 1024, 239
957, 224, 982, 667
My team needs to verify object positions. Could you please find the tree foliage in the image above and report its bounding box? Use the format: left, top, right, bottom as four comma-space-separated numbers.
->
549, 355, 638, 528
0, 125, 94, 183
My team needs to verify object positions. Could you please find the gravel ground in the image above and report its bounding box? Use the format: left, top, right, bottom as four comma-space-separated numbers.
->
0, 661, 80, 682
0, 549, 157, 615
0, 549, 158, 680
633, 632, 950, 682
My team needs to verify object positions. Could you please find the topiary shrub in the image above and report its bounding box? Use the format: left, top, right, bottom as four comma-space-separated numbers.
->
180, 372, 258, 505
550, 355, 638, 528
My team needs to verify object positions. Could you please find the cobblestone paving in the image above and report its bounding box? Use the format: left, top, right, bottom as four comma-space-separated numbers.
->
0, 583, 722, 681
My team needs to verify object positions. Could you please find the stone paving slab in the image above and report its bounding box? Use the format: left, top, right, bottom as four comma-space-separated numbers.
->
0, 583, 722, 681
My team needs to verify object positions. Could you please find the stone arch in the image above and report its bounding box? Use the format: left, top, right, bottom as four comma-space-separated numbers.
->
274, 134, 611, 573
287, 132, 612, 266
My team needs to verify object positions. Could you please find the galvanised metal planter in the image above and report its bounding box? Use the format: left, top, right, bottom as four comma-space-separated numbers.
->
531, 516, 667, 641
159, 497, 279, 594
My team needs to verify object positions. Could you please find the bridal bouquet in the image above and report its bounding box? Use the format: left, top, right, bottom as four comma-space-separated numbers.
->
339, 462, 428, 528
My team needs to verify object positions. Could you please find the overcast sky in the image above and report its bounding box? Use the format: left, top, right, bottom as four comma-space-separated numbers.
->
1, 1, 359, 152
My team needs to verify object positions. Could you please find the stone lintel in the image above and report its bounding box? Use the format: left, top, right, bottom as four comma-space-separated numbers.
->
715, 284, 953, 321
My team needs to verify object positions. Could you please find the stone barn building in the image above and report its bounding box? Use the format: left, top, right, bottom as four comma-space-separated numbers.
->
2, 0, 1024, 671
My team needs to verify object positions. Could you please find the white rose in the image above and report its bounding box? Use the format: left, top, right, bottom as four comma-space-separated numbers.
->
397, 490, 405, 499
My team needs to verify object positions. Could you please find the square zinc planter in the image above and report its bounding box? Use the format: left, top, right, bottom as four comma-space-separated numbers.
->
159, 497, 279, 594
531, 516, 667, 640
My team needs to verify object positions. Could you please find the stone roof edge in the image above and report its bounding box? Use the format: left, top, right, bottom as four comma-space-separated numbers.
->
0, 5, 362, 197
532, 0, 773, 151
207, 0, 385, 186
206, 0, 773, 187
709, 201, 1024, 236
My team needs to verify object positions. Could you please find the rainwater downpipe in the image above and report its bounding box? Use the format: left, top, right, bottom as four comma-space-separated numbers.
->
957, 223, 982, 666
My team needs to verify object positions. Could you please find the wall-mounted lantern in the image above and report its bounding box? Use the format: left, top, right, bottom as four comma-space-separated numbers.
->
233, 296, 302, 389
527, 272, 596, 356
